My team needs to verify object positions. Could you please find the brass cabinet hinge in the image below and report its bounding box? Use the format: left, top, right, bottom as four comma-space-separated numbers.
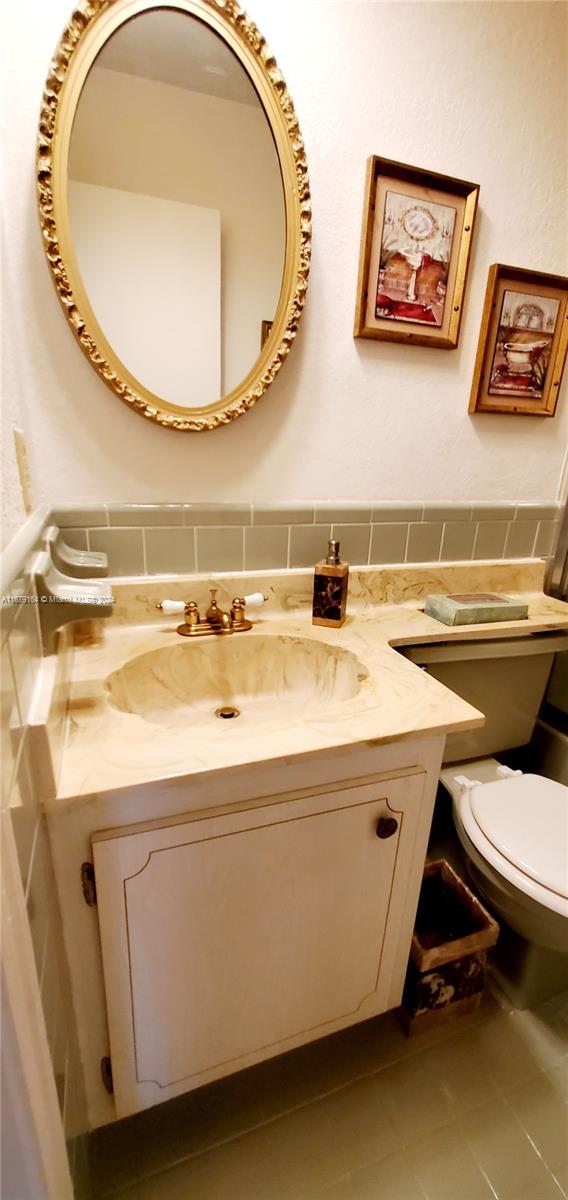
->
81, 862, 97, 906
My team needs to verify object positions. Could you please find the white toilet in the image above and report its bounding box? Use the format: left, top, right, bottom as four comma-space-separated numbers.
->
402, 632, 568, 1004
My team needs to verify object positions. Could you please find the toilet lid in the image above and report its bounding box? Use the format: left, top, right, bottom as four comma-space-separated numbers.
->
471, 775, 568, 900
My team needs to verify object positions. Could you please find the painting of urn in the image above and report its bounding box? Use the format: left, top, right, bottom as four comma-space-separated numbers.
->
375, 190, 456, 327
488, 289, 560, 399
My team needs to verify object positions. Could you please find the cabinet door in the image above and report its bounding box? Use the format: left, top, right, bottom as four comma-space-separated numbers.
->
93, 771, 425, 1117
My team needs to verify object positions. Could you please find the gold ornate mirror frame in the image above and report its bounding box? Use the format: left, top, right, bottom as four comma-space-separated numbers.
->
37, 0, 311, 431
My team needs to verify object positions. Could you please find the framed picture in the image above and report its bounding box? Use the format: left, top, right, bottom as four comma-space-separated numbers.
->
469, 264, 568, 417
354, 156, 479, 349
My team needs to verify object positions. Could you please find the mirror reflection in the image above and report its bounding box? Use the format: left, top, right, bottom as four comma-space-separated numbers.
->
68, 9, 286, 409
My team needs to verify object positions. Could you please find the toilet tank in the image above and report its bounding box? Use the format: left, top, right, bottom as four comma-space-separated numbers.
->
401, 632, 568, 763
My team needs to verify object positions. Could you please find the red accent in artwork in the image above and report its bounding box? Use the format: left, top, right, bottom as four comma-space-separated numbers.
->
491, 371, 534, 391
376, 293, 437, 324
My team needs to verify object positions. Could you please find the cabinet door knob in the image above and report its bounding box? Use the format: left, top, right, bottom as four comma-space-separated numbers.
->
376, 816, 398, 839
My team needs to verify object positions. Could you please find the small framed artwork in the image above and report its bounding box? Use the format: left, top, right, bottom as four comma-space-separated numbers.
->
354, 156, 479, 350
469, 264, 568, 417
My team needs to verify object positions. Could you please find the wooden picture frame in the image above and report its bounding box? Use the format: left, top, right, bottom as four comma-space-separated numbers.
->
354, 156, 479, 350
469, 264, 568, 417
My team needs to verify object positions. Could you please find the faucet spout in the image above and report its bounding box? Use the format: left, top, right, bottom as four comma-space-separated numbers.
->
205, 589, 231, 629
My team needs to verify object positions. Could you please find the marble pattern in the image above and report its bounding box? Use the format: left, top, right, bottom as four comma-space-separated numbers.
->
38, 560, 568, 805
106, 635, 367, 728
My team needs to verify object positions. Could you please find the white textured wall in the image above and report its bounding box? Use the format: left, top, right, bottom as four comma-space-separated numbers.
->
68, 181, 222, 407
2, 0, 567, 510
69, 66, 285, 396
1, 210, 28, 550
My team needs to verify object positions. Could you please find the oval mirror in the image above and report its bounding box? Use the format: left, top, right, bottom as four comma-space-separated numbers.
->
37, 1, 311, 431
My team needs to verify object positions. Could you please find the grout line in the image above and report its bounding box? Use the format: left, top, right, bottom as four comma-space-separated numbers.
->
403, 521, 411, 563
531, 521, 541, 559
471, 521, 480, 559
23, 815, 42, 906
503, 522, 512, 558
38, 908, 52, 992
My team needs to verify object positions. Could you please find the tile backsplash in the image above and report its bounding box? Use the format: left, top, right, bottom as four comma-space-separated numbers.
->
51, 502, 561, 577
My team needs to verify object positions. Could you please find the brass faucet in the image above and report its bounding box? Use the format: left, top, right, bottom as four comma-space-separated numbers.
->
157, 589, 266, 637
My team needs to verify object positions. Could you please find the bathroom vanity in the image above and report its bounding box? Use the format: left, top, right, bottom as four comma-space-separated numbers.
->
38, 562, 568, 1128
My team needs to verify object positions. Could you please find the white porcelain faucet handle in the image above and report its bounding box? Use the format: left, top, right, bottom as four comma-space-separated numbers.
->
243, 592, 267, 606
158, 600, 186, 615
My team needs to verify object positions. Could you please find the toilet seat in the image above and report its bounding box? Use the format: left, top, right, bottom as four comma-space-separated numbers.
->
458, 774, 568, 919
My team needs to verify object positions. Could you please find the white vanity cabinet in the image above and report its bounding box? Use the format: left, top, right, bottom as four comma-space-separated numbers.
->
92, 768, 427, 1117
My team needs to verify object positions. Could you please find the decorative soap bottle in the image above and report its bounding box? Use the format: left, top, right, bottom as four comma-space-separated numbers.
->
312, 540, 349, 628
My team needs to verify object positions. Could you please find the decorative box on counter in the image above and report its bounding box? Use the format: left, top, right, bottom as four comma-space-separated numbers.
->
400, 859, 499, 1036
424, 593, 529, 626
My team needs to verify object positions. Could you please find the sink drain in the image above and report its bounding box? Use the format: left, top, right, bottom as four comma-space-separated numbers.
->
215, 705, 240, 720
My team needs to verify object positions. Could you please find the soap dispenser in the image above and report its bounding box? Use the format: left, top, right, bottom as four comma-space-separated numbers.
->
312, 540, 349, 628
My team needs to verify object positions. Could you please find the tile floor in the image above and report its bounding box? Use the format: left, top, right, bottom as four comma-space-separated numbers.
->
90, 988, 568, 1200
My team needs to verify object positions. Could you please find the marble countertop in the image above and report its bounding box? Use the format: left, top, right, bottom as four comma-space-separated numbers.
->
49, 561, 568, 805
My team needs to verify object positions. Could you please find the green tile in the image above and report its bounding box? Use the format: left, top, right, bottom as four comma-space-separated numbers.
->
370, 524, 408, 564
244, 527, 288, 570
406, 523, 443, 563
252, 504, 314, 525
505, 1073, 568, 1172
515, 504, 559, 521
108, 505, 184, 527
10, 750, 38, 892
534, 521, 560, 557
440, 521, 477, 561
9, 595, 42, 726
371, 504, 423, 522
51, 506, 108, 528
472, 504, 517, 521
407, 1122, 494, 1200
315, 504, 371, 524
89, 529, 144, 576
331, 525, 370, 565
59, 529, 88, 551
0, 575, 29, 646
195, 528, 244, 572
1, 641, 21, 800
462, 1094, 560, 1199
504, 521, 538, 558
145, 529, 195, 575
184, 505, 251, 526
473, 521, 509, 559
423, 504, 473, 521
350, 1149, 425, 1200
289, 525, 331, 568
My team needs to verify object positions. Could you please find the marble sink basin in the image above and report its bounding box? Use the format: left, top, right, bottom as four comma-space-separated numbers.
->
104, 634, 369, 728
